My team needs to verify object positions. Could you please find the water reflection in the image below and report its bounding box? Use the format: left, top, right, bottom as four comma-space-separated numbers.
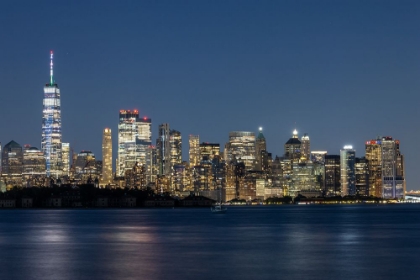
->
0, 206, 419, 280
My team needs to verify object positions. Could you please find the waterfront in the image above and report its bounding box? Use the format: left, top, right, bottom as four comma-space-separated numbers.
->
0, 205, 419, 280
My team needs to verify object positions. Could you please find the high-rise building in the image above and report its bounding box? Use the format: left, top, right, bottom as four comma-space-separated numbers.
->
340, 146, 356, 196
365, 137, 405, 199
199, 143, 220, 161
62, 143, 70, 177
255, 127, 266, 171
156, 123, 171, 175
117, 110, 152, 176
365, 139, 382, 197
23, 145, 46, 187
225, 131, 256, 170
1, 140, 23, 187
41, 51, 62, 177
284, 129, 301, 160
23, 145, 46, 176
170, 130, 182, 168
102, 128, 112, 184
324, 155, 340, 196
381, 137, 405, 199
189, 135, 200, 167
301, 133, 310, 161
355, 157, 369, 196
74, 150, 96, 175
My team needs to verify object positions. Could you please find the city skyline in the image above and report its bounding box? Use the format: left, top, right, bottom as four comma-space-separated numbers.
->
0, 1, 418, 189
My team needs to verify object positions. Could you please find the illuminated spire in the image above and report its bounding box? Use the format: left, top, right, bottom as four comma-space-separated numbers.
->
50, 50, 54, 85
293, 129, 298, 138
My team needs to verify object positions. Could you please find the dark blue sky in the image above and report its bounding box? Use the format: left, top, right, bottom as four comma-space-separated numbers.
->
1, 1, 419, 189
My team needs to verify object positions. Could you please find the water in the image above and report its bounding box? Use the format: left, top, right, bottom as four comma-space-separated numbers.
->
1, 205, 419, 280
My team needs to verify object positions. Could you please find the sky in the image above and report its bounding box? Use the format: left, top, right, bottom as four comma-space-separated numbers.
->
0, 1, 419, 189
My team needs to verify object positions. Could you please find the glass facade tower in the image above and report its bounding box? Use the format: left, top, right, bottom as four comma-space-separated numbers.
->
41, 51, 62, 177
189, 135, 200, 167
102, 128, 112, 184
340, 146, 356, 196
225, 131, 256, 170
62, 143, 70, 177
117, 110, 152, 177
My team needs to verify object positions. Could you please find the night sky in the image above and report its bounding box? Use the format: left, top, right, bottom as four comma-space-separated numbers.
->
1, 1, 419, 189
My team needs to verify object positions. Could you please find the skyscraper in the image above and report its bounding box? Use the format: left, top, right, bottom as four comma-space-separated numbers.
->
199, 143, 220, 161
23, 145, 46, 176
225, 131, 256, 170
117, 110, 152, 176
381, 137, 405, 199
355, 157, 369, 196
169, 130, 182, 168
1, 140, 23, 187
189, 135, 200, 167
62, 143, 70, 177
340, 146, 356, 196
365, 139, 382, 197
102, 128, 112, 184
41, 51, 62, 177
284, 129, 301, 160
301, 133, 310, 161
156, 123, 171, 175
255, 127, 266, 171
365, 137, 405, 199
324, 155, 340, 196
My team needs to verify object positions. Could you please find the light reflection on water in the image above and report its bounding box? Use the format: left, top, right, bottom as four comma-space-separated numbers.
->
0, 205, 419, 280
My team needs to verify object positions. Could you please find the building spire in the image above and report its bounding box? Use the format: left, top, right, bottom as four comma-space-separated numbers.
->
50, 50, 54, 85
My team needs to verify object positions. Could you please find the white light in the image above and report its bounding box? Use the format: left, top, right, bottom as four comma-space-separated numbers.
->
259, 127, 263, 131
343, 145, 353, 150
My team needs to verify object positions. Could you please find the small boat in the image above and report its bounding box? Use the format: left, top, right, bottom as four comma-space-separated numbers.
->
211, 184, 227, 213
211, 203, 227, 213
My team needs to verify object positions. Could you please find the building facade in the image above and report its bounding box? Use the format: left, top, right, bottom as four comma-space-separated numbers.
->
225, 131, 256, 171
255, 127, 266, 171
41, 51, 62, 177
324, 155, 340, 196
156, 123, 171, 175
102, 128, 112, 184
117, 110, 152, 177
340, 146, 356, 196
189, 135, 200, 167
301, 133, 310, 161
62, 143, 70, 177
284, 129, 301, 160
1, 140, 23, 187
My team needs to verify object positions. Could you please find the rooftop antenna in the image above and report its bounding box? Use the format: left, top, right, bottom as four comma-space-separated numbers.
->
50, 50, 54, 85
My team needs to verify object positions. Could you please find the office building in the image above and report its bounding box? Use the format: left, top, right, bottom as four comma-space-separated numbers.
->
189, 135, 200, 167
62, 143, 70, 177
255, 127, 266, 171
41, 51, 62, 177
23, 145, 46, 176
224, 131, 256, 170
102, 128, 112, 184
301, 133, 310, 161
117, 110, 152, 177
1, 140, 23, 187
381, 137, 405, 199
156, 123, 171, 175
169, 130, 182, 168
284, 129, 301, 160
365, 139, 382, 197
200, 142, 220, 161
324, 155, 340, 196
355, 157, 369, 196
340, 146, 356, 196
